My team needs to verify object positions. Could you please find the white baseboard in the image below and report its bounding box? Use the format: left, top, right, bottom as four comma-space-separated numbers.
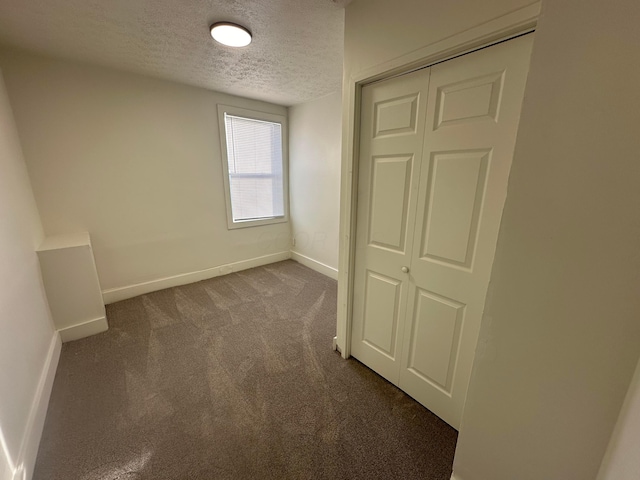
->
13, 333, 61, 480
290, 251, 338, 280
102, 251, 292, 304
58, 316, 108, 343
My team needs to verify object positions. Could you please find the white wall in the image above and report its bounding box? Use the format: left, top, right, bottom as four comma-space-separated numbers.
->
452, 0, 640, 478
342, 0, 640, 479
343, 0, 533, 79
598, 357, 640, 480
289, 91, 342, 277
0, 69, 57, 480
0, 49, 291, 296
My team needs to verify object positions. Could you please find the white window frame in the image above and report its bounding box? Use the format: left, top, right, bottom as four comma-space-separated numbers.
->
217, 104, 289, 230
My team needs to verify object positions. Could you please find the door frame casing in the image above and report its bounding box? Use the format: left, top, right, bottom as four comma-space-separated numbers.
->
336, 2, 541, 359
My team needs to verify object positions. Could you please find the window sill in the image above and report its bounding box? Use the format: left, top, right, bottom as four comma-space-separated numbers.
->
227, 215, 288, 230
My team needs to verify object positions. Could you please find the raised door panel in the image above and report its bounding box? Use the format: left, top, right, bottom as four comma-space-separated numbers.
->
362, 272, 402, 358
434, 73, 503, 129
368, 155, 413, 252
375, 94, 419, 137
406, 290, 464, 391
421, 150, 490, 269
351, 67, 431, 385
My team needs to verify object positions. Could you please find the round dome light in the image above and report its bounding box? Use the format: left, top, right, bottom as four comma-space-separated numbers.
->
210, 22, 252, 48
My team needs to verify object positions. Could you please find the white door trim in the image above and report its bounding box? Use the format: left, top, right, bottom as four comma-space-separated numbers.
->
336, 2, 541, 358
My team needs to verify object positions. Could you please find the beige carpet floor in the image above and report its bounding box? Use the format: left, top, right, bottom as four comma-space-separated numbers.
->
34, 260, 457, 479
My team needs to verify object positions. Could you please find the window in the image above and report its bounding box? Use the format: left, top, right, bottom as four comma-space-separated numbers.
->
217, 105, 288, 229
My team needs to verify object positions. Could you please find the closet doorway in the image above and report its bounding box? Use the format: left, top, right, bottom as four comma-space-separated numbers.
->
350, 34, 534, 429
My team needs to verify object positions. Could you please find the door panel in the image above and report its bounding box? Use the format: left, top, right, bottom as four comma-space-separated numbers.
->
406, 289, 465, 391
368, 155, 413, 252
362, 271, 403, 357
351, 68, 431, 384
421, 150, 490, 267
434, 72, 503, 129
375, 94, 419, 137
399, 34, 534, 428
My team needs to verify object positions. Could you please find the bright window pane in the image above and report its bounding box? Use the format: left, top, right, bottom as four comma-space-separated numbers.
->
224, 114, 285, 222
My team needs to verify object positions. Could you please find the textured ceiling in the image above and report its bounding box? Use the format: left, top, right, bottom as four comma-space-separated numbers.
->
0, 0, 345, 106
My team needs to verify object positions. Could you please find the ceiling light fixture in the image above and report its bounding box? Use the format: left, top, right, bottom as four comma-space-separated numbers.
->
210, 22, 252, 48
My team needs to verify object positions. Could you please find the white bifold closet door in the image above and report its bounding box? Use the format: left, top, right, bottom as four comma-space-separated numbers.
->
351, 34, 534, 429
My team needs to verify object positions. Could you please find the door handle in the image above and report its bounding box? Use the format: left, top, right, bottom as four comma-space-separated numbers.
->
401, 266, 409, 273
